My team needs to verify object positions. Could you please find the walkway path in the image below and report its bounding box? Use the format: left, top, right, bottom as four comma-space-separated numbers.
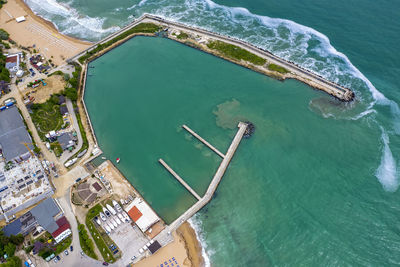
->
156, 122, 247, 246
60, 99, 83, 164
158, 159, 201, 200
182, 124, 225, 158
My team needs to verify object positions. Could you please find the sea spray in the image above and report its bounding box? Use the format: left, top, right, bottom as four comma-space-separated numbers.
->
375, 127, 399, 192
188, 215, 212, 267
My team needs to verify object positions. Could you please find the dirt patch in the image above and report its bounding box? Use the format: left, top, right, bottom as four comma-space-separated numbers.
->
23, 75, 66, 103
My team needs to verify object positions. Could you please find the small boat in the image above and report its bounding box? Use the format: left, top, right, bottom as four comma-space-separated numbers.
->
101, 156, 106, 160
107, 222, 115, 230
103, 207, 111, 217
99, 212, 106, 221
95, 216, 101, 225
104, 224, 111, 233
106, 204, 117, 215
116, 158, 120, 163
117, 213, 124, 222
113, 200, 122, 212
110, 218, 118, 228
114, 216, 122, 225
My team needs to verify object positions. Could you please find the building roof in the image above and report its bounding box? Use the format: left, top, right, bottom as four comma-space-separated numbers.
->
56, 216, 68, 227
126, 198, 159, 232
58, 95, 66, 105
127, 206, 143, 222
0, 107, 33, 161
57, 132, 73, 150
148, 241, 162, 254
2, 218, 22, 236
51, 221, 70, 238
30, 198, 61, 234
92, 182, 102, 192
5, 55, 18, 63
59, 105, 68, 115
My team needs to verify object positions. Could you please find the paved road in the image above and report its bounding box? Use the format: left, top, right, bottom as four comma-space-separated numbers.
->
60, 99, 83, 164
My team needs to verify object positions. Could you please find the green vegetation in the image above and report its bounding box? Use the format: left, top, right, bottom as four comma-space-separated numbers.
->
0, 256, 21, 267
0, 1, 7, 9
0, 29, 9, 40
206, 40, 266, 66
79, 23, 161, 63
31, 95, 63, 140
50, 141, 63, 157
48, 70, 64, 77
0, 52, 10, 82
0, 231, 24, 266
268, 63, 289, 74
78, 223, 98, 259
177, 32, 189, 39
54, 236, 72, 255
85, 204, 116, 263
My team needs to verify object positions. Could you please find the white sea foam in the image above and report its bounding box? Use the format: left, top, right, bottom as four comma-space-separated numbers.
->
375, 128, 399, 192
25, 0, 120, 40
188, 215, 212, 267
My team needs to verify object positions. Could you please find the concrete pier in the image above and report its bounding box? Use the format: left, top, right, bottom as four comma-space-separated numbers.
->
160, 122, 248, 235
158, 159, 202, 201
182, 125, 225, 158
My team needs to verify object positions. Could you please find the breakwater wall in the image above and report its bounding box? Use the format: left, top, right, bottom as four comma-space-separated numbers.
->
69, 13, 354, 101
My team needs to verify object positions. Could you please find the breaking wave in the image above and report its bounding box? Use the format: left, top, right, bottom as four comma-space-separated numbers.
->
24, 0, 399, 194
376, 128, 399, 192
188, 215, 212, 267
24, 0, 120, 40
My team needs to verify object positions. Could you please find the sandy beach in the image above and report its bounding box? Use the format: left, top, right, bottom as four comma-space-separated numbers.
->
135, 222, 204, 267
0, 0, 91, 65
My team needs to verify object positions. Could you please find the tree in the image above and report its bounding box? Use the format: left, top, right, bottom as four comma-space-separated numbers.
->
0, 29, 9, 40
64, 87, 77, 101
9, 234, 24, 246
4, 243, 16, 257
0, 256, 22, 267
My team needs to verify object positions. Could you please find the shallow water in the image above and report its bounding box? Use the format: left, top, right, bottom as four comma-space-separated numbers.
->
85, 36, 400, 265
27, 0, 400, 264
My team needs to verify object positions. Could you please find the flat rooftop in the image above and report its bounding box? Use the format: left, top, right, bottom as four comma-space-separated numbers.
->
0, 107, 33, 162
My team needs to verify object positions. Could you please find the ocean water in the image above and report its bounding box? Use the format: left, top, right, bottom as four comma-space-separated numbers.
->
26, 0, 400, 265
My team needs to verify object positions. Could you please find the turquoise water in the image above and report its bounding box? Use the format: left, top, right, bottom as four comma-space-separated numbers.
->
27, 0, 400, 265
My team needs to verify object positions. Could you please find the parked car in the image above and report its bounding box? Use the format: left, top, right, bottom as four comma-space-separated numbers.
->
54, 258, 58, 263
64, 250, 69, 256
102, 262, 109, 266
70, 245, 73, 251
80, 251, 85, 256
113, 250, 119, 255
56, 255, 61, 261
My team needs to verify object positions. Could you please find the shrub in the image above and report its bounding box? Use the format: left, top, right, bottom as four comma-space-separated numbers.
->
0, 29, 9, 40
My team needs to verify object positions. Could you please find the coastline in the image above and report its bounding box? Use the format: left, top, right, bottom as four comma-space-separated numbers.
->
0, 0, 91, 65
14, 0, 91, 45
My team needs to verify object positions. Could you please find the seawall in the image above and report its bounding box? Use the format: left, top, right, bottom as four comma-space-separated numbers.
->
70, 13, 354, 102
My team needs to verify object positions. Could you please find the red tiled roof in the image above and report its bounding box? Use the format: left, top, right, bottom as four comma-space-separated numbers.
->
6, 55, 18, 63
127, 206, 142, 222
56, 216, 68, 227
51, 222, 70, 238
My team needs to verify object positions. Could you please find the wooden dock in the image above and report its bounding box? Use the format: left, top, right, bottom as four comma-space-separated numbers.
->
182, 125, 225, 158
158, 159, 202, 201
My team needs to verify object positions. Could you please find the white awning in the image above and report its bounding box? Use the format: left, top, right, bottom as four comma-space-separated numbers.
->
16, 16, 26, 23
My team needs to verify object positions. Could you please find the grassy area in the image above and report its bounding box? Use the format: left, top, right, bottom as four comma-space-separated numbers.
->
78, 223, 98, 260
85, 204, 116, 263
268, 63, 289, 74
207, 40, 266, 66
54, 236, 72, 255
50, 141, 63, 157
177, 32, 189, 39
31, 95, 63, 140
79, 23, 161, 63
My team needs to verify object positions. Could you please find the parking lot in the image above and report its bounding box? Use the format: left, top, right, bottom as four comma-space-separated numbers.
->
109, 221, 150, 266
